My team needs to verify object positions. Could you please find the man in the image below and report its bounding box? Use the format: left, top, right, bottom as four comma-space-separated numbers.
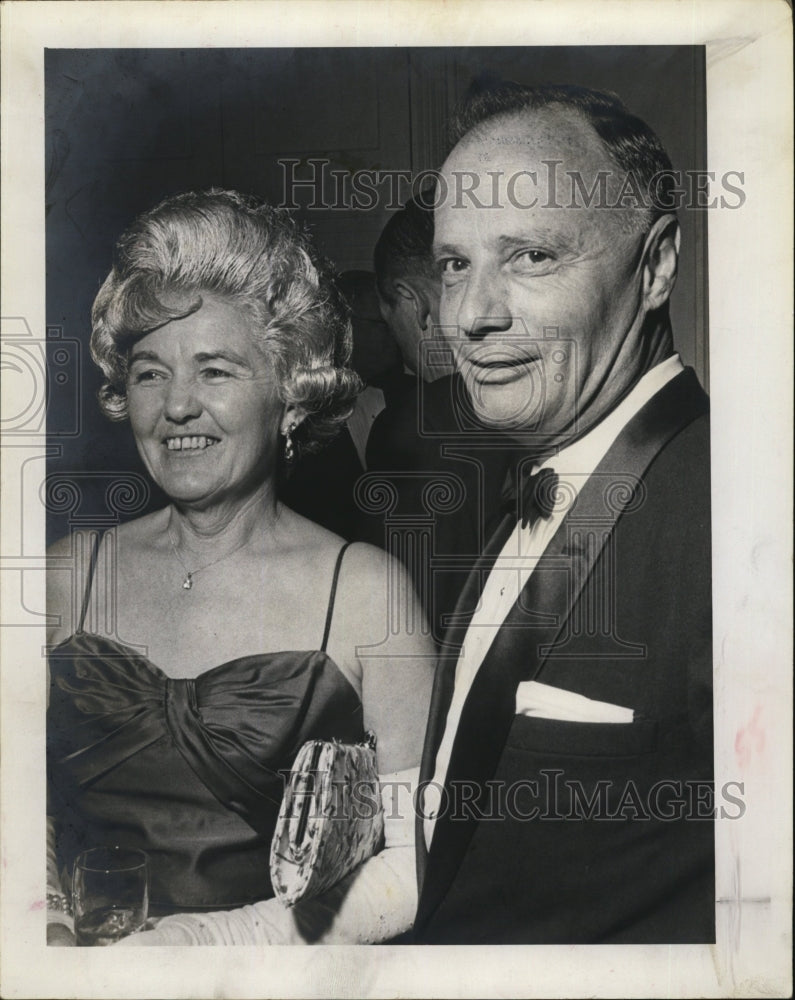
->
364, 194, 514, 640
366, 189, 458, 475
282, 269, 406, 537
414, 83, 714, 944
373, 189, 453, 384
336, 269, 405, 466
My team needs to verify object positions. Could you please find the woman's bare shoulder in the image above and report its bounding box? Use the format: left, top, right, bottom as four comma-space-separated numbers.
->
46, 530, 92, 644
46, 512, 167, 643
46, 530, 80, 561
337, 540, 393, 585
112, 508, 169, 550
279, 504, 344, 545
333, 542, 423, 642
47, 509, 167, 557
278, 506, 368, 572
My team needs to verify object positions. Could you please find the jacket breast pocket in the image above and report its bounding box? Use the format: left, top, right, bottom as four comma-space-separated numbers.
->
505, 713, 658, 758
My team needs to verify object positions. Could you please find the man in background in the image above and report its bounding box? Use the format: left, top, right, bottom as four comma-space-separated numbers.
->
373, 189, 453, 385
363, 194, 512, 640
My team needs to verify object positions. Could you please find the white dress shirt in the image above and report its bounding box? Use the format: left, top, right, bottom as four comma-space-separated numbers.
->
423, 355, 684, 849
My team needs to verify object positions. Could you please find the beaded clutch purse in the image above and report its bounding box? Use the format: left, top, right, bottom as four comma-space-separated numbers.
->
270, 732, 384, 906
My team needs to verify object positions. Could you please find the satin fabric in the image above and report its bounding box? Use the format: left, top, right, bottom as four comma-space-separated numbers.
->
48, 631, 364, 915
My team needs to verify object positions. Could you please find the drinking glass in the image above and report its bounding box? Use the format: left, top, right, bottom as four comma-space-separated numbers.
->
72, 847, 149, 946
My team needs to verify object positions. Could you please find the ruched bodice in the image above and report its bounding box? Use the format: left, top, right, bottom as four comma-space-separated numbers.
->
48, 628, 364, 915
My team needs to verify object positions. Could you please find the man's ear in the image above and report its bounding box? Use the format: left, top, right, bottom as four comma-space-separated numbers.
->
393, 280, 431, 331
376, 286, 395, 324
641, 214, 680, 312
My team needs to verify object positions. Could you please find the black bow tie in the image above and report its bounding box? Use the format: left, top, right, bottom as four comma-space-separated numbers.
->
500, 465, 559, 529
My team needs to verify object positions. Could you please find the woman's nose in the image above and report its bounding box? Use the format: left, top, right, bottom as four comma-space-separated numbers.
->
452, 268, 513, 341
163, 375, 201, 422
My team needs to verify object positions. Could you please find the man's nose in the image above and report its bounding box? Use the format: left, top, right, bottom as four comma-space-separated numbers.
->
454, 269, 512, 341
163, 375, 201, 422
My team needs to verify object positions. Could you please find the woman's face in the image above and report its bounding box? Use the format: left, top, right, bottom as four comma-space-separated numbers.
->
126, 292, 287, 510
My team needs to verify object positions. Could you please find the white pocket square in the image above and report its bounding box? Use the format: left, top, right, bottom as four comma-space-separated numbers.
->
515, 681, 634, 723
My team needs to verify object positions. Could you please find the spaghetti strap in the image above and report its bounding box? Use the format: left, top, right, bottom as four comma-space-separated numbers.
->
76, 531, 102, 634
320, 542, 352, 652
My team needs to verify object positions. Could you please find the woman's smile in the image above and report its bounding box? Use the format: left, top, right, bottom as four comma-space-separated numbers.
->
164, 435, 221, 452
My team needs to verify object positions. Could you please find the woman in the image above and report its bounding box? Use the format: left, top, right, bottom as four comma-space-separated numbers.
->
47, 190, 435, 945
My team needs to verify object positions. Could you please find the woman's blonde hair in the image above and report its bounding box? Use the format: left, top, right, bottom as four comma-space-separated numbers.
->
90, 189, 361, 456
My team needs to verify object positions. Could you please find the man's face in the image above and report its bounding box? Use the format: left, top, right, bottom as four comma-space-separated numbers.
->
434, 108, 654, 445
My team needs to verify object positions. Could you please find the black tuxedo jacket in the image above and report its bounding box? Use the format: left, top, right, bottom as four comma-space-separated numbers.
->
413, 368, 715, 944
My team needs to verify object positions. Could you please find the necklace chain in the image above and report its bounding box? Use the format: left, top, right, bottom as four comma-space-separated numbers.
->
166, 518, 250, 591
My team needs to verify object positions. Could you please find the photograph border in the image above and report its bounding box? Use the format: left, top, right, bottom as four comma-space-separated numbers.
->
1, 2, 792, 997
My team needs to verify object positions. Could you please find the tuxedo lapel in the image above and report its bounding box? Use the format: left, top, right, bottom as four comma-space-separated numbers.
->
415, 511, 514, 888
416, 368, 709, 930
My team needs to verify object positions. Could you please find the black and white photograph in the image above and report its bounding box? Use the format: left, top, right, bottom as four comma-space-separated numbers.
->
1, 2, 791, 998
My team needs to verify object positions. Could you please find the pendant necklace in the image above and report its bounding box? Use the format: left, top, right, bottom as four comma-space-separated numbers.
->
166, 519, 250, 591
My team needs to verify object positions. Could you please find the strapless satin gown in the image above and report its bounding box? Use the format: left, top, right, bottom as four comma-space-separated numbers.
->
47, 630, 364, 915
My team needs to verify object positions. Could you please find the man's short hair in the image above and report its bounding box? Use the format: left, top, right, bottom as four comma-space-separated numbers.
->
373, 188, 436, 307
449, 81, 676, 230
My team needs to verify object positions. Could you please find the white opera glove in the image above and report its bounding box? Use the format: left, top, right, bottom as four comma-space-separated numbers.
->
116, 768, 419, 947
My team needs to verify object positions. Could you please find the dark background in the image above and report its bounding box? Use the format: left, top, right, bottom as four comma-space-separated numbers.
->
45, 46, 707, 542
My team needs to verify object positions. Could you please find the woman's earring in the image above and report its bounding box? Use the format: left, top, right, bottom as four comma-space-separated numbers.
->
283, 422, 297, 463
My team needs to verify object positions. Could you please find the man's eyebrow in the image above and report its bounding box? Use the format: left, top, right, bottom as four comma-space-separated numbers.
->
496, 231, 575, 254
432, 231, 577, 261
432, 242, 466, 260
